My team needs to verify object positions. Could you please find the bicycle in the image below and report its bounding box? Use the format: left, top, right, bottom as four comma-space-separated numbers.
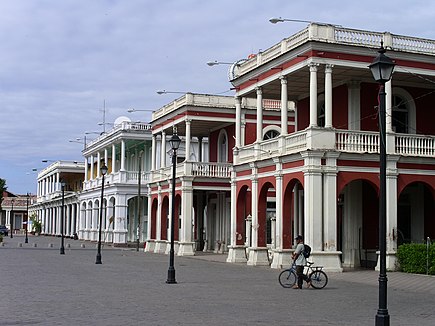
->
278, 261, 328, 289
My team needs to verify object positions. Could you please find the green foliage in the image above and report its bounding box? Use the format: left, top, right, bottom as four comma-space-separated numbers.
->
397, 243, 435, 275
29, 214, 42, 234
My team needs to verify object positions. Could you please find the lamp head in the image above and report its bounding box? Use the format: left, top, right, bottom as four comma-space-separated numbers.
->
100, 164, 108, 176
206, 61, 219, 66
369, 44, 395, 83
169, 133, 182, 150
269, 17, 284, 24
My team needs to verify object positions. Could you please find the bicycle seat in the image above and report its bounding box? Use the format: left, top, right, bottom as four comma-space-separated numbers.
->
306, 261, 314, 266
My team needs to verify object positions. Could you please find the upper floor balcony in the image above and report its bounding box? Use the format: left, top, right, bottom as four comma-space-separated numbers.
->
234, 128, 435, 165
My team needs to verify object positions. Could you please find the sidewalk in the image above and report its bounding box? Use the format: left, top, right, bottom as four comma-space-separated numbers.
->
1, 235, 434, 325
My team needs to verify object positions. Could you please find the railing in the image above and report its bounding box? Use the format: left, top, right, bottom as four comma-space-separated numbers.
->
395, 134, 435, 156
191, 162, 231, 178
86, 121, 151, 148
126, 171, 150, 182
237, 23, 435, 76
336, 130, 379, 153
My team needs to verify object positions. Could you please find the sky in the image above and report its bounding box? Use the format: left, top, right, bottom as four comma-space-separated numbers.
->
1, 0, 435, 195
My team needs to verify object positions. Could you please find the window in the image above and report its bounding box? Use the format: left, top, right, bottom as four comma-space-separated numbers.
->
217, 130, 228, 163
263, 130, 280, 140
392, 95, 409, 133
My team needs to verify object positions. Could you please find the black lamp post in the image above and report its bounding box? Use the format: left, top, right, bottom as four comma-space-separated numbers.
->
10, 199, 14, 238
96, 164, 108, 264
60, 181, 66, 255
166, 130, 181, 284
369, 43, 395, 326
25, 193, 29, 243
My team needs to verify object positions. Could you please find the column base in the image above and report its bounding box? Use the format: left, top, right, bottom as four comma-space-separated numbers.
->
165, 241, 180, 255
375, 251, 398, 272
154, 240, 167, 254
145, 239, 156, 253
310, 251, 343, 272
226, 245, 248, 263
270, 249, 293, 269
113, 230, 127, 245
247, 247, 270, 266
177, 242, 195, 256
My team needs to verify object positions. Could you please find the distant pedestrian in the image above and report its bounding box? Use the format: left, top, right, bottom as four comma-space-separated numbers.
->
291, 235, 311, 289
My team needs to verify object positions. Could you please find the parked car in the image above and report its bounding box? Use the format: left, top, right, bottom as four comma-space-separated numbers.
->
0, 225, 9, 236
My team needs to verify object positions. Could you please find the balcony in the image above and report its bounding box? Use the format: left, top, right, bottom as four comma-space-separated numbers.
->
235, 129, 434, 164
150, 161, 232, 183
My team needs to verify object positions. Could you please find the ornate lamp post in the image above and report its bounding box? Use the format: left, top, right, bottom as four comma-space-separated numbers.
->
10, 199, 15, 238
369, 43, 395, 326
60, 181, 66, 255
166, 130, 181, 284
25, 193, 29, 243
96, 164, 108, 264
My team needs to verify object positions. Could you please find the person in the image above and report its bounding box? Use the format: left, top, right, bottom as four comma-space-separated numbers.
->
291, 235, 311, 289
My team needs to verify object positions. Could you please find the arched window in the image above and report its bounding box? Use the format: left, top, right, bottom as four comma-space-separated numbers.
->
217, 130, 228, 163
263, 125, 281, 140
392, 88, 416, 134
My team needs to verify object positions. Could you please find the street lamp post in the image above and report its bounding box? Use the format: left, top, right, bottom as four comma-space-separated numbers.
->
25, 193, 29, 243
96, 164, 108, 264
166, 130, 181, 284
136, 155, 142, 252
10, 199, 14, 238
60, 181, 66, 255
369, 43, 396, 326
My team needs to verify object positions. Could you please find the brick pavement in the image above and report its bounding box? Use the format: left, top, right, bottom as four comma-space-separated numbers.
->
1, 235, 434, 326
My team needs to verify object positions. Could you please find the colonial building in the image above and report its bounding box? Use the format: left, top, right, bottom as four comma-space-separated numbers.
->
224, 23, 435, 271
1, 191, 35, 235
31, 161, 84, 238
80, 117, 152, 246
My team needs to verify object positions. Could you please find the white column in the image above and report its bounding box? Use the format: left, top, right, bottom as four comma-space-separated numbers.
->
301, 152, 323, 250
111, 144, 116, 173
185, 120, 191, 161
104, 148, 108, 167
56, 173, 60, 192
90, 155, 94, 180
325, 64, 333, 128
250, 175, 258, 247
256, 87, 263, 142
178, 178, 195, 256
151, 134, 156, 171
386, 79, 393, 132
309, 63, 319, 127
97, 152, 101, 178
120, 140, 126, 171
235, 96, 242, 148
280, 77, 288, 135
160, 131, 166, 168
84, 157, 88, 181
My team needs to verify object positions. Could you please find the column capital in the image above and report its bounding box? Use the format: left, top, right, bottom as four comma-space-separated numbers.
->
280, 76, 287, 84
185, 119, 192, 125
325, 64, 334, 73
308, 62, 320, 71
256, 87, 262, 95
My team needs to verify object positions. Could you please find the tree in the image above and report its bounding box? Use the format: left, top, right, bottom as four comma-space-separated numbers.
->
0, 178, 7, 211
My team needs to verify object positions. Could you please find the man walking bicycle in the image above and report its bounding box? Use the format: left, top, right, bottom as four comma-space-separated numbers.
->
291, 235, 311, 289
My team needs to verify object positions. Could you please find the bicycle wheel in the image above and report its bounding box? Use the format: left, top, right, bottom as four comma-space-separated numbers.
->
309, 270, 328, 289
278, 269, 297, 288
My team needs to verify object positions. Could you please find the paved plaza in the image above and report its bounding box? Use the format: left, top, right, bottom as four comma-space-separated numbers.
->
1, 235, 434, 325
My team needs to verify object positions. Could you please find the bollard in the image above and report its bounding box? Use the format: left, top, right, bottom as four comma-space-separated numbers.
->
18, 243, 23, 247
1, 242, 5, 247
33, 243, 37, 248
48, 243, 53, 248
80, 243, 85, 248
66, 243, 71, 248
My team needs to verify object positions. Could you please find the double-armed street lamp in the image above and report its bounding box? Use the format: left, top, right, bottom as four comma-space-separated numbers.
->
369, 43, 396, 326
10, 199, 15, 238
96, 164, 108, 264
166, 129, 181, 284
60, 180, 66, 255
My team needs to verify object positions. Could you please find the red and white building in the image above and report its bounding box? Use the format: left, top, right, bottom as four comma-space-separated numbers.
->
145, 23, 435, 272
